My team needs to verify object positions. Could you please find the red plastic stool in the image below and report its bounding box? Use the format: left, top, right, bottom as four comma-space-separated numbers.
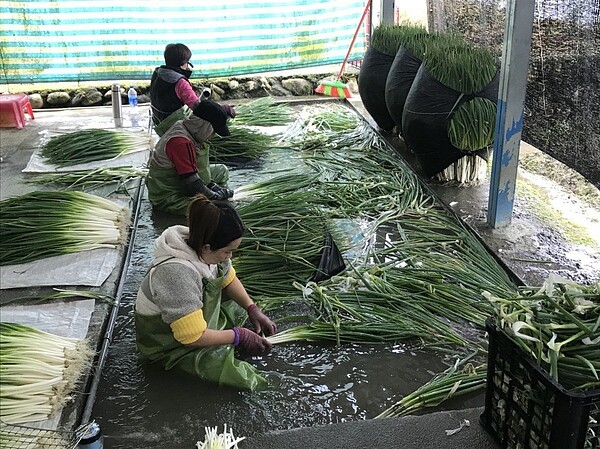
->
0, 93, 35, 129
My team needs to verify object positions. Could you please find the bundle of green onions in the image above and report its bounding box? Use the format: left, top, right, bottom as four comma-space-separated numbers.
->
40, 129, 152, 167
418, 37, 498, 184
486, 276, 600, 390
26, 166, 148, 191
235, 190, 343, 296
370, 23, 428, 57
375, 357, 487, 418
1, 289, 115, 306
281, 105, 360, 144
207, 124, 275, 162
0, 191, 130, 266
232, 96, 293, 126
448, 97, 496, 152
0, 322, 93, 424
421, 38, 497, 94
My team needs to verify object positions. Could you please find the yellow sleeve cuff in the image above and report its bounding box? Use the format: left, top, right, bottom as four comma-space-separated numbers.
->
170, 309, 208, 345
222, 266, 236, 288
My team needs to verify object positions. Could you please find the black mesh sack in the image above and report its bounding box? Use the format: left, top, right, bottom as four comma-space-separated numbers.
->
310, 232, 346, 283
401, 66, 499, 177
384, 46, 422, 132
358, 46, 396, 131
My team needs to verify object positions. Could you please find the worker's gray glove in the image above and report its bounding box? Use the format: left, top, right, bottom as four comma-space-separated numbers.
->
233, 327, 272, 355
184, 177, 228, 201
210, 187, 232, 201
206, 181, 234, 199
247, 304, 277, 336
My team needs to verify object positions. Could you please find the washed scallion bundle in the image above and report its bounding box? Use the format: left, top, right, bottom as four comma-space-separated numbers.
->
0, 191, 130, 266
207, 125, 275, 162
0, 322, 93, 424
41, 129, 152, 167
232, 97, 293, 126
449, 97, 496, 151
26, 166, 148, 190
1, 289, 115, 306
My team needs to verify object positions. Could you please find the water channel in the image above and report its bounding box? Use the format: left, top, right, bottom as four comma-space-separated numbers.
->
90, 104, 482, 448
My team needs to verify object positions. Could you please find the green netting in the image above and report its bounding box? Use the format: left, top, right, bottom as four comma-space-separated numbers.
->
430, 0, 600, 188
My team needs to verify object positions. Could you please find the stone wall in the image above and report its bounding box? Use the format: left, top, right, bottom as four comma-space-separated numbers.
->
24, 74, 359, 110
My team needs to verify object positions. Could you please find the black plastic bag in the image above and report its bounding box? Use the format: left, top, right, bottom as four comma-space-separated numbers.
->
310, 232, 346, 283
385, 46, 422, 132
358, 46, 396, 131
401, 65, 499, 177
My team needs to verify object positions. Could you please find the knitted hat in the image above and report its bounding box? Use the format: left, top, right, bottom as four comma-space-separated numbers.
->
192, 100, 231, 137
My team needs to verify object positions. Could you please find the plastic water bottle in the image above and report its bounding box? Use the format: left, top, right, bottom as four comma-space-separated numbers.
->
128, 86, 138, 108
77, 422, 104, 449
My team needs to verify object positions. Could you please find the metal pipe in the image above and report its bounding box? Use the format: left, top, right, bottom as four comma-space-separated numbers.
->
80, 178, 145, 424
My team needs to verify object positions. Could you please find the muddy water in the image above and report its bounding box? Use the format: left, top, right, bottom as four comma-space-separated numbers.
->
91, 198, 467, 449
91, 115, 481, 448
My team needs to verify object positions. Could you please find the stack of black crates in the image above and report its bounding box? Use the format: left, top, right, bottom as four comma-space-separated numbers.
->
481, 319, 600, 449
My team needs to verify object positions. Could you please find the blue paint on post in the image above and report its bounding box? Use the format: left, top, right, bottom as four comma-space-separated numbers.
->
505, 109, 524, 142
501, 147, 514, 166
497, 182, 515, 221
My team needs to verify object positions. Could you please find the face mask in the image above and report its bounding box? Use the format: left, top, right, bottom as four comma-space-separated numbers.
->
182, 68, 193, 78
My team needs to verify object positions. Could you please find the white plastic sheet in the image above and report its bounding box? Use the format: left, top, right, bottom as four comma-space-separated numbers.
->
22, 147, 149, 173
0, 247, 120, 289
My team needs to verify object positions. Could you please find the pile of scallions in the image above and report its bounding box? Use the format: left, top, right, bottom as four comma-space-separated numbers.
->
40, 129, 152, 167
485, 275, 600, 390
234, 106, 517, 350
375, 355, 487, 418
0, 190, 130, 266
0, 322, 93, 424
207, 124, 277, 162
232, 96, 293, 126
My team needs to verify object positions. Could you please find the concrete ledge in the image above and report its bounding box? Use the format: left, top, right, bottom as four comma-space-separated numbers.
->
244, 407, 499, 449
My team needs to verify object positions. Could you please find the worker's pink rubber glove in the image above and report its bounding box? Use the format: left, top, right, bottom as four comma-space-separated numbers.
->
221, 104, 236, 118
247, 304, 277, 336
233, 327, 272, 355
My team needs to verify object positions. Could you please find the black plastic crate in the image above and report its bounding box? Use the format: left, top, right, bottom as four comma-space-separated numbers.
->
480, 319, 600, 449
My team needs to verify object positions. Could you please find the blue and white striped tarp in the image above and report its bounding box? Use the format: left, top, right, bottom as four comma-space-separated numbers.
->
0, 0, 367, 84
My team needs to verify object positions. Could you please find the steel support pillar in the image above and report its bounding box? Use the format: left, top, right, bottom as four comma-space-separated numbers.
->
487, 0, 535, 228
381, 0, 394, 24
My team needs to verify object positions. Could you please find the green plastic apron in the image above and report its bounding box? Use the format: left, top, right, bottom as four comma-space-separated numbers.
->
153, 106, 192, 137
135, 259, 267, 391
146, 145, 229, 216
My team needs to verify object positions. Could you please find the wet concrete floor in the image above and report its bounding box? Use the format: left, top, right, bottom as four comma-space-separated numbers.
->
1, 97, 598, 448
